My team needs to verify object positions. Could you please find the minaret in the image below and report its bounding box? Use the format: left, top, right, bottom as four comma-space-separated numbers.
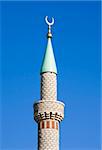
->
34, 16, 65, 150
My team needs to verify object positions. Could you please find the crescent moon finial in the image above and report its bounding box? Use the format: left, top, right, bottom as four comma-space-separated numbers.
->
45, 16, 54, 38
45, 16, 54, 26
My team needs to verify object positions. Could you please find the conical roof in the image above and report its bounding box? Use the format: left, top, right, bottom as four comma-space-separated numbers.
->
40, 38, 57, 74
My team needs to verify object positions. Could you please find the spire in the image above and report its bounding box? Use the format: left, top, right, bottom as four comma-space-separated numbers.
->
40, 16, 57, 74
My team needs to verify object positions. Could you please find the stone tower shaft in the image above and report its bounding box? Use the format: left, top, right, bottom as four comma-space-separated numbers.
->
34, 16, 65, 150
41, 72, 57, 100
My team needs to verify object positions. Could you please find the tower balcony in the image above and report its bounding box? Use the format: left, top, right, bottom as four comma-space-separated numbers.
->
34, 100, 65, 123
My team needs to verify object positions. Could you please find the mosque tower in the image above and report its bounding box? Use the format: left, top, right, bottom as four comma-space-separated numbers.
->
34, 16, 65, 150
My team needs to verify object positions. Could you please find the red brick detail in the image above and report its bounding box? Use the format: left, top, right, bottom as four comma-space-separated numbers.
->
46, 121, 50, 128
42, 121, 44, 129
56, 122, 58, 130
52, 121, 55, 129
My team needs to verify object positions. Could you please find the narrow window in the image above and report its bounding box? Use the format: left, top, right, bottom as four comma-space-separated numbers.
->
46, 121, 50, 128
52, 121, 55, 129
42, 121, 44, 129
56, 122, 58, 130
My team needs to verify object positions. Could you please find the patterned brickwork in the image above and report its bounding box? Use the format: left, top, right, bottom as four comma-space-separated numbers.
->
34, 101, 64, 114
41, 72, 57, 100
38, 121, 59, 150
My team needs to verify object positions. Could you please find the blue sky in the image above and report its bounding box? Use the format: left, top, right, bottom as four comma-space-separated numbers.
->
0, 1, 101, 150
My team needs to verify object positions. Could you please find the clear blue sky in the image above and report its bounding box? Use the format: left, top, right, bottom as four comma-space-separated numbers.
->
0, 1, 101, 150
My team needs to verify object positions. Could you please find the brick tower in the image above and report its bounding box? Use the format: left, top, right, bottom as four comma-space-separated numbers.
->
34, 16, 65, 150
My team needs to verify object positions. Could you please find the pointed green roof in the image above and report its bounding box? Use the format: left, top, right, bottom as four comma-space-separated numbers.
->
40, 38, 57, 74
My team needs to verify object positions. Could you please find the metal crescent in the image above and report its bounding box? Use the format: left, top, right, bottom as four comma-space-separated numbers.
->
45, 16, 54, 26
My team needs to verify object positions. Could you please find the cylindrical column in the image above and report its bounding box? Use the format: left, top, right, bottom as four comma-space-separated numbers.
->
38, 120, 59, 150
40, 72, 57, 101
